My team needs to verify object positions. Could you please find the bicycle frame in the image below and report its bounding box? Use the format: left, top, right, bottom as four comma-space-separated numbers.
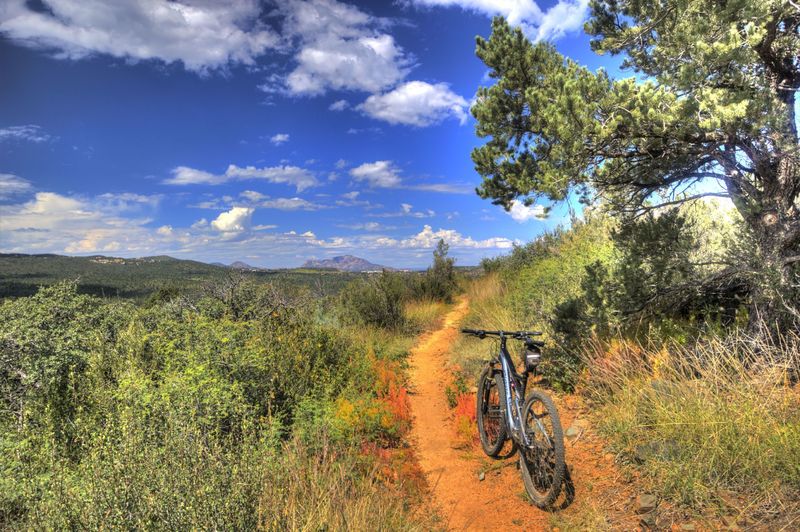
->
492, 333, 552, 449
493, 333, 532, 447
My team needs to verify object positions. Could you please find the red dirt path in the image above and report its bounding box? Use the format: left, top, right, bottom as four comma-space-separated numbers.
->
407, 297, 640, 531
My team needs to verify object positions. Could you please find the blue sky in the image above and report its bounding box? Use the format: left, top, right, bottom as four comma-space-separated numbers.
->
0, 0, 619, 268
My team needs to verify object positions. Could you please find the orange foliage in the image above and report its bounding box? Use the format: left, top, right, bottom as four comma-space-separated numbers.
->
453, 392, 478, 447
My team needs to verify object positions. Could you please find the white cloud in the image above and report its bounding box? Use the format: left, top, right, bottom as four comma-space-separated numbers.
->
0, 173, 32, 198
409, 0, 589, 41
338, 221, 386, 231
349, 159, 472, 193
329, 99, 349, 111
280, 0, 412, 96
370, 203, 435, 218
0, 125, 51, 143
532, 0, 589, 41
0, 190, 518, 267
350, 160, 403, 188
240, 190, 268, 202
374, 224, 515, 249
95, 192, 162, 211
0, 0, 278, 72
165, 164, 319, 191
508, 200, 547, 222
0, 191, 158, 253
410, 183, 473, 194
358, 81, 468, 127
211, 206, 253, 233
270, 133, 290, 145
260, 197, 324, 211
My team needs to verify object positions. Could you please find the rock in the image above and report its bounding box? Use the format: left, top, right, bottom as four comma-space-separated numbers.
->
565, 425, 582, 441
679, 523, 696, 531
478, 471, 485, 481
639, 513, 656, 529
636, 494, 658, 514
604, 453, 615, 462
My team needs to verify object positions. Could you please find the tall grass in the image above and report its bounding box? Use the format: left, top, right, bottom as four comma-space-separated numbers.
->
582, 330, 800, 511
449, 274, 523, 377
403, 299, 449, 334
259, 440, 432, 531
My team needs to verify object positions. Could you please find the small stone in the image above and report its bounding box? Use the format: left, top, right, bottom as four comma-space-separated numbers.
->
639, 514, 656, 529
604, 453, 614, 462
565, 425, 582, 441
478, 471, 485, 481
636, 494, 658, 514
679, 524, 696, 531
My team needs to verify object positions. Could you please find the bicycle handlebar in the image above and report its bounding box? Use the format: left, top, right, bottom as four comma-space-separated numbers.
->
461, 328, 542, 339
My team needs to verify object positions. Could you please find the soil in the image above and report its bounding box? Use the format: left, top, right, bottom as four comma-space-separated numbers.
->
407, 296, 641, 531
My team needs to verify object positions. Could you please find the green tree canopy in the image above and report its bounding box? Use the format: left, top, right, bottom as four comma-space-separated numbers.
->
471, 2, 799, 328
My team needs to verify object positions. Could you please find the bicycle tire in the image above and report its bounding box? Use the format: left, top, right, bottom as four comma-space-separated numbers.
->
518, 390, 565, 508
476, 366, 507, 457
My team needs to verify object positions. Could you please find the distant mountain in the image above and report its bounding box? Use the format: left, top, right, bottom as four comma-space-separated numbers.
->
0, 253, 363, 299
229, 261, 260, 270
301, 255, 391, 272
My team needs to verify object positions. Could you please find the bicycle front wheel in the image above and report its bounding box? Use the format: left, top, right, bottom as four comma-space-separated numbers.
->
476, 366, 507, 457
518, 390, 565, 508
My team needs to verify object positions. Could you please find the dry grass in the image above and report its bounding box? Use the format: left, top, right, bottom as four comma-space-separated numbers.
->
403, 299, 449, 333
582, 330, 800, 519
449, 274, 525, 377
258, 440, 434, 531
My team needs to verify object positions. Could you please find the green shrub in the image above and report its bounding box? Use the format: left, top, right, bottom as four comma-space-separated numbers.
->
0, 279, 427, 529
338, 271, 409, 330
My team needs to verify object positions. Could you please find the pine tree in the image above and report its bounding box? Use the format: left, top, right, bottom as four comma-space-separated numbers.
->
471, 2, 799, 330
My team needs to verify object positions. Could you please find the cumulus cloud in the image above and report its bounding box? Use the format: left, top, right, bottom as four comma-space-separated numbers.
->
358, 81, 468, 127
270, 133, 290, 145
508, 200, 547, 222
349, 160, 403, 188
0, 189, 518, 267
0, 125, 51, 143
164, 164, 319, 191
0, 173, 33, 198
329, 99, 349, 111
279, 0, 412, 96
0, 191, 158, 253
373, 224, 514, 249
410, 0, 589, 41
0, 0, 278, 72
211, 206, 253, 233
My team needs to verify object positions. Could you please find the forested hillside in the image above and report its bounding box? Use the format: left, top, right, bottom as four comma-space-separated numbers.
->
0, 253, 363, 299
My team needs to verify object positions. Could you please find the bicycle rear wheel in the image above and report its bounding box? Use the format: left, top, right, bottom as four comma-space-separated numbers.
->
518, 390, 565, 508
476, 366, 507, 457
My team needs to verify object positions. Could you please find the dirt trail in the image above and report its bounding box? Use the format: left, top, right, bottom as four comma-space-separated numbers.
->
408, 297, 639, 531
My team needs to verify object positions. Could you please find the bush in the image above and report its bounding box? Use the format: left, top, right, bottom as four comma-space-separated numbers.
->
0, 279, 428, 529
338, 271, 409, 330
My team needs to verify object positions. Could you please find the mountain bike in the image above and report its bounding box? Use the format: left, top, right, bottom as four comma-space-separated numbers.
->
461, 328, 566, 508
